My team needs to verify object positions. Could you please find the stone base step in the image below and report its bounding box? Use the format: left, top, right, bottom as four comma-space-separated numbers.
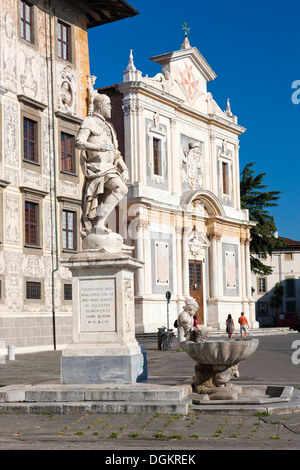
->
211, 327, 298, 336
0, 400, 191, 415
137, 327, 297, 340
0, 383, 192, 415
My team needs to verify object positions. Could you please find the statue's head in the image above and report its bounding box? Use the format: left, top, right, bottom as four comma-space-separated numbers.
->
93, 94, 111, 119
183, 297, 199, 316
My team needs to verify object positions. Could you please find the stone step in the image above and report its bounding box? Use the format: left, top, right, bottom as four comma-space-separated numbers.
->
0, 383, 192, 415
211, 327, 297, 336
0, 399, 191, 415
137, 327, 297, 340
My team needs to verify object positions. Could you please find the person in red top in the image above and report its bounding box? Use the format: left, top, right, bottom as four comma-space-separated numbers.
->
238, 312, 250, 339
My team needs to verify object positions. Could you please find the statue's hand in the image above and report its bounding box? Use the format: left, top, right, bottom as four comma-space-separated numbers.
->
121, 169, 129, 183
99, 142, 114, 152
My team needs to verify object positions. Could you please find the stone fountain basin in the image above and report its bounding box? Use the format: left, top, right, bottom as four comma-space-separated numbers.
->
182, 338, 259, 365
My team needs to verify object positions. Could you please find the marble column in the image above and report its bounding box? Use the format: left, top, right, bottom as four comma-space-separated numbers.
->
244, 237, 252, 298
182, 227, 190, 297
209, 232, 221, 298
135, 218, 148, 296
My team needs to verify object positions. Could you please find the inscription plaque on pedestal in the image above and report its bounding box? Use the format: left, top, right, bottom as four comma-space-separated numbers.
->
80, 279, 115, 332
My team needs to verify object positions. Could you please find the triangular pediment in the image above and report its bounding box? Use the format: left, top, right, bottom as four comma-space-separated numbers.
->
125, 41, 237, 121
148, 42, 217, 106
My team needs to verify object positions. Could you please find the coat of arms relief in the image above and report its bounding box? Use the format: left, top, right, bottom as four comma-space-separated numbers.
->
181, 140, 203, 190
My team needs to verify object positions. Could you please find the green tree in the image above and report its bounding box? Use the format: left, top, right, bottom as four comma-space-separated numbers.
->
269, 282, 284, 319
240, 162, 284, 275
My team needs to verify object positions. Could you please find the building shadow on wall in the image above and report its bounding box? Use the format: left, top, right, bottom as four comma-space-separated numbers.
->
255, 278, 300, 328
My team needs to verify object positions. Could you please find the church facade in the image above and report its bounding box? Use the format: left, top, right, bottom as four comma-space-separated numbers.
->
99, 36, 258, 333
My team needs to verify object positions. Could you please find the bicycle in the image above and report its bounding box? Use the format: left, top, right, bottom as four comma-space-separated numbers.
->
160, 326, 173, 351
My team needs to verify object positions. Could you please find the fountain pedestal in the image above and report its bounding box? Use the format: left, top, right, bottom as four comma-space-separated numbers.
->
182, 338, 259, 401
193, 363, 242, 400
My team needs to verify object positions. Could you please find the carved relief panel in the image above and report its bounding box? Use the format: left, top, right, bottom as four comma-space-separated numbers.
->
19, 43, 39, 99
5, 194, 20, 245
2, 10, 17, 93
56, 63, 77, 115
4, 252, 23, 312
181, 135, 204, 191
4, 100, 19, 166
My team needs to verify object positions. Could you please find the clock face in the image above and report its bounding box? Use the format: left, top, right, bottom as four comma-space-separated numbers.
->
180, 63, 199, 102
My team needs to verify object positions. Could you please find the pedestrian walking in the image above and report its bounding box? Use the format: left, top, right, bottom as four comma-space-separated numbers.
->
225, 314, 235, 339
238, 312, 250, 339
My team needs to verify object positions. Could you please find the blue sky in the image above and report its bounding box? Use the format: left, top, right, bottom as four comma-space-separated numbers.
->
88, 0, 300, 241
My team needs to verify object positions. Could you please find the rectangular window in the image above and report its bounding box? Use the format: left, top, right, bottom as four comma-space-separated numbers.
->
64, 283, 72, 301
286, 301, 296, 312
20, 0, 33, 43
258, 277, 266, 293
258, 302, 268, 317
153, 138, 160, 176
189, 261, 202, 288
23, 117, 38, 163
222, 162, 229, 195
286, 277, 296, 297
25, 201, 39, 246
26, 281, 41, 299
62, 210, 76, 251
285, 253, 293, 260
58, 20, 71, 61
61, 132, 75, 173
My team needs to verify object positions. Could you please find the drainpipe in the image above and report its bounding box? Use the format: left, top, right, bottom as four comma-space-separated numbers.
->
48, 0, 59, 350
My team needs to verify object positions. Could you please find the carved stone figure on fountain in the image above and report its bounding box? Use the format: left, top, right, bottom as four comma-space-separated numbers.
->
178, 297, 211, 342
75, 93, 132, 253
192, 362, 242, 401
178, 297, 198, 339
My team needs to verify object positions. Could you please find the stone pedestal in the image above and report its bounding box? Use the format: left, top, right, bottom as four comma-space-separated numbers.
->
60, 251, 147, 384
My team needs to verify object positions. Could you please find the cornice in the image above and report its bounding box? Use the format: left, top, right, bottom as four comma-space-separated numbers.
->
118, 80, 245, 135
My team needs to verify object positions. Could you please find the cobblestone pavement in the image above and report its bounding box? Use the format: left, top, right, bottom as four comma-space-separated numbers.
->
0, 409, 299, 450
0, 334, 299, 450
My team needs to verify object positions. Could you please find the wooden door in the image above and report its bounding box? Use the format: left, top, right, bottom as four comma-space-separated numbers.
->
189, 260, 204, 324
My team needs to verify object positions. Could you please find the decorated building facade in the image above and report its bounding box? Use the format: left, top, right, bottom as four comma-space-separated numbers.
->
99, 35, 258, 333
0, 0, 137, 351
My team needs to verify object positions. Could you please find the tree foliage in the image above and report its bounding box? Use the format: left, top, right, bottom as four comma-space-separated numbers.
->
269, 282, 284, 314
240, 162, 284, 275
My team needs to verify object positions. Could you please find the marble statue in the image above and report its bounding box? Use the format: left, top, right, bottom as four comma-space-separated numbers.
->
76, 94, 131, 252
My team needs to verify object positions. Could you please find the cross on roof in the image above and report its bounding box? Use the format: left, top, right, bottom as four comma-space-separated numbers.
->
182, 22, 190, 38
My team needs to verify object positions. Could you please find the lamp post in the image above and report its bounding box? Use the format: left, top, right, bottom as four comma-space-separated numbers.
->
166, 291, 171, 330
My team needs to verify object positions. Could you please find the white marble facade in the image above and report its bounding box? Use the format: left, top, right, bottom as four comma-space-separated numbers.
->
101, 38, 258, 333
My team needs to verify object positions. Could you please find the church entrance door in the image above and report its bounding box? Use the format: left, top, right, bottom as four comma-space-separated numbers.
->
189, 260, 204, 324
